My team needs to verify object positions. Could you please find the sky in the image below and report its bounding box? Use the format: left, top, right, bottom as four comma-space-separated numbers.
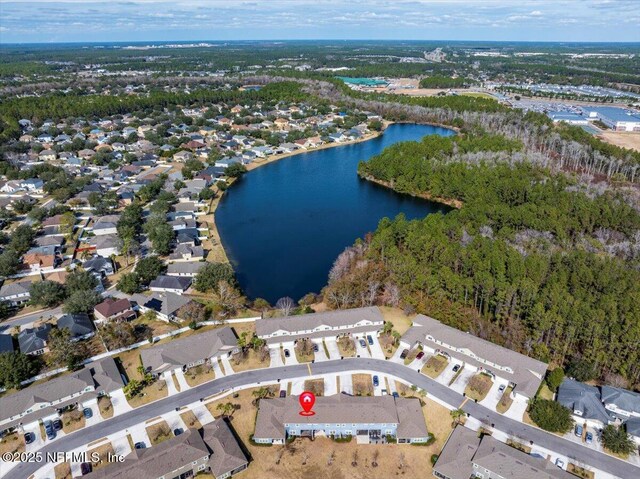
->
0, 0, 639, 44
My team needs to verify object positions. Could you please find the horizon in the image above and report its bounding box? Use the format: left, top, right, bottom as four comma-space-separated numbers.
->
1, 0, 639, 44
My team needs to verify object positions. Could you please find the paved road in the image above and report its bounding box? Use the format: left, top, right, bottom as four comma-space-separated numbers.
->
2, 358, 637, 479
0, 306, 62, 332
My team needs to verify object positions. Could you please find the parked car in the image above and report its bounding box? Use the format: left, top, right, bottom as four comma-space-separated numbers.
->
44, 421, 56, 440
359, 338, 366, 348
24, 432, 35, 444
279, 390, 286, 398
313, 343, 319, 352
373, 375, 379, 387
392, 392, 399, 398
575, 425, 583, 437
134, 442, 146, 449
367, 335, 374, 345
452, 364, 461, 373
284, 349, 290, 358
80, 463, 92, 475
555, 458, 565, 468
416, 351, 425, 360
52, 419, 63, 431
83, 408, 93, 419
498, 384, 506, 393
173, 428, 183, 436
585, 432, 593, 444
400, 349, 409, 359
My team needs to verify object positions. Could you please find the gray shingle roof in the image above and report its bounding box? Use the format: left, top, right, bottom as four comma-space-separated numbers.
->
167, 261, 206, 276
132, 292, 192, 318
149, 275, 192, 291
557, 379, 612, 425
625, 417, 640, 438
56, 313, 95, 338
0, 281, 32, 300
18, 324, 52, 354
601, 386, 640, 416
0, 334, 14, 353
401, 315, 548, 399
203, 420, 249, 477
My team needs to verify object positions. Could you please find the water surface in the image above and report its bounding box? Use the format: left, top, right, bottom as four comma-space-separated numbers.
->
216, 123, 455, 303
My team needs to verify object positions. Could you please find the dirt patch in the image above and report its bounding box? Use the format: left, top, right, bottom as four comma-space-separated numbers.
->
295, 339, 315, 363
146, 421, 173, 446
0, 431, 25, 455
127, 380, 169, 408
337, 337, 356, 357
54, 462, 72, 479
352, 374, 373, 396
185, 362, 215, 387
568, 463, 595, 479
379, 307, 414, 336
599, 131, 640, 152
180, 410, 202, 430
231, 348, 270, 373
87, 442, 115, 470
61, 408, 86, 433
403, 347, 421, 365
98, 396, 114, 419
496, 387, 514, 414
465, 374, 494, 402
304, 379, 325, 397
422, 356, 448, 379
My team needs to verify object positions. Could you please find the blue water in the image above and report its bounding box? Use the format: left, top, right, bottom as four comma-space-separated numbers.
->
216, 123, 455, 303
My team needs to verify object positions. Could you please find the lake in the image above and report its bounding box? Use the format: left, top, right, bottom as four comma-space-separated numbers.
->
215, 123, 455, 303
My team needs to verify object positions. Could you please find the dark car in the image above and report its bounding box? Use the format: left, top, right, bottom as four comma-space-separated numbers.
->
284, 349, 290, 358
392, 392, 400, 398
373, 375, 379, 387
400, 349, 409, 359
586, 432, 593, 444
279, 390, 286, 398
83, 408, 93, 419
452, 364, 461, 373
80, 463, 92, 475
44, 421, 56, 440
498, 384, 506, 393
173, 428, 184, 436
367, 335, 374, 345
52, 419, 62, 431
24, 432, 35, 444
575, 425, 583, 437
134, 442, 146, 449
416, 351, 425, 360
313, 343, 319, 352
359, 339, 366, 348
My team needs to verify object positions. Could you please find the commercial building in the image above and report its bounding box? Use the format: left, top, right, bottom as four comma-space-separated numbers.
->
253, 394, 429, 445
584, 107, 640, 131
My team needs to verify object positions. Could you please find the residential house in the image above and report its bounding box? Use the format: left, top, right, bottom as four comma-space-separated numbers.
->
626, 417, 640, 446
0, 334, 15, 354
433, 426, 574, 479
38, 150, 57, 162
18, 324, 52, 355
167, 261, 206, 277
173, 150, 194, 162
557, 379, 612, 428
149, 275, 192, 295
91, 215, 120, 236
22, 253, 57, 273
132, 292, 192, 322
82, 421, 248, 479
0, 357, 124, 432
93, 298, 136, 323
140, 327, 238, 376
83, 256, 115, 279
253, 394, 429, 445
88, 234, 120, 257
601, 386, 640, 420
169, 244, 205, 262
255, 306, 384, 345
56, 313, 95, 341
400, 315, 548, 401
0, 281, 32, 306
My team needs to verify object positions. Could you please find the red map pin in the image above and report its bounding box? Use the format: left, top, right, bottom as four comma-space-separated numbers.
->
299, 391, 316, 416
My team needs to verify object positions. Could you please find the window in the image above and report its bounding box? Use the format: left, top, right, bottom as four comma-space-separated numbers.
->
198, 465, 206, 471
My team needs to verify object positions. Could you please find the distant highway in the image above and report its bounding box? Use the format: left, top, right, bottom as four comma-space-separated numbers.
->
2, 358, 638, 479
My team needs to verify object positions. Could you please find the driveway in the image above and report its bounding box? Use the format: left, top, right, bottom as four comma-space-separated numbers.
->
450, 366, 475, 394
368, 335, 386, 359
407, 353, 429, 371
110, 433, 132, 457
389, 346, 406, 364
110, 389, 133, 416
162, 411, 187, 434
220, 354, 235, 375
162, 371, 179, 395
340, 373, 353, 394
189, 403, 215, 426
81, 399, 102, 427
312, 339, 329, 362
290, 377, 306, 395
503, 395, 529, 421
480, 379, 509, 410
354, 337, 370, 358
324, 375, 338, 396
436, 360, 463, 386
23, 421, 45, 452
269, 345, 284, 368
324, 338, 341, 360
282, 341, 298, 365
127, 422, 151, 449
211, 357, 226, 377
372, 374, 383, 396
173, 368, 191, 391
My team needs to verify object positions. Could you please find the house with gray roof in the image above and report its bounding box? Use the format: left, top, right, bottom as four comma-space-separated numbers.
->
169, 243, 205, 262
91, 215, 120, 236
56, 313, 95, 341
132, 292, 193, 322
601, 386, 640, 420
18, 324, 52, 355
83, 255, 115, 279
433, 426, 574, 479
149, 275, 192, 295
167, 260, 206, 277
89, 234, 120, 257
254, 394, 428, 445
140, 326, 238, 376
0, 280, 32, 307
400, 315, 548, 400
0, 333, 14, 354
625, 417, 640, 445
255, 306, 384, 345
557, 379, 613, 428
0, 357, 124, 431
83, 421, 247, 479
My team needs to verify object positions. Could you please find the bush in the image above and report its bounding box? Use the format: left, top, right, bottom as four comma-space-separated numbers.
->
546, 368, 565, 392
529, 399, 574, 433
602, 425, 636, 455
430, 454, 439, 466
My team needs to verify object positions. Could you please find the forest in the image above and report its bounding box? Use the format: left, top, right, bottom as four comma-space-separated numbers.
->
325, 132, 640, 387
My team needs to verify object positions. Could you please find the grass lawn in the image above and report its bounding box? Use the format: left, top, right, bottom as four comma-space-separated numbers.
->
337, 337, 356, 357
538, 383, 554, 400
180, 410, 202, 430
171, 372, 181, 392
98, 396, 114, 419
87, 442, 115, 470
459, 91, 495, 99
54, 462, 72, 479
146, 421, 173, 446
377, 333, 399, 359
496, 386, 514, 414
231, 321, 256, 338
422, 355, 448, 379
464, 374, 494, 402
352, 374, 373, 396
379, 306, 414, 335
117, 349, 144, 381
403, 348, 421, 365
304, 379, 325, 397
185, 363, 215, 387
231, 348, 270, 373
294, 339, 315, 363
568, 463, 595, 479
127, 380, 169, 408
507, 439, 532, 454
61, 408, 86, 433
0, 431, 25, 455
131, 314, 178, 337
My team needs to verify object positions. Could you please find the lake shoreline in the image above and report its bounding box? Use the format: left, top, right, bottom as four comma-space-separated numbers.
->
358, 175, 463, 209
